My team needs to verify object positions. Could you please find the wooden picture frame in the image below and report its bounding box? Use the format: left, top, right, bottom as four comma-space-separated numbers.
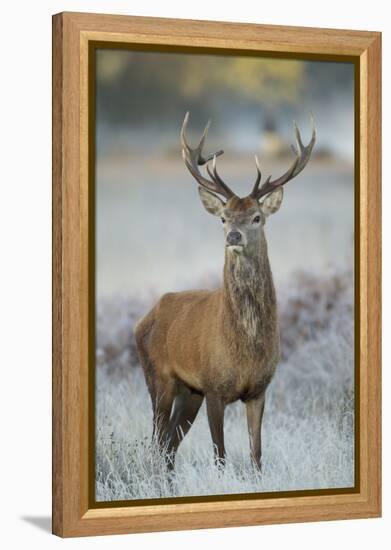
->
52, 11, 381, 537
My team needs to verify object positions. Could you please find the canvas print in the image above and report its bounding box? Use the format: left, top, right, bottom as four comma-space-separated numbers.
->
94, 48, 355, 502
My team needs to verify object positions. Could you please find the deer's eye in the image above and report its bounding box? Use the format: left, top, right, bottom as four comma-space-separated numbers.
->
253, 215, 261, 224
221, 217, 226, 224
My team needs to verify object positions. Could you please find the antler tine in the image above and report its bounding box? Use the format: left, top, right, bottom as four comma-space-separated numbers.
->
180, 112, 236, 199
250, 155, 263, 196
180, 111, 191, 149
251, 113, 316, 200
294, 120, 304, 151
206, 154, 227, 188
197, 118, 211, 153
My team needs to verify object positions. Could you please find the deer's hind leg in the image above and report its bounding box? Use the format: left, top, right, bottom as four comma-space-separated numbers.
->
165, 383, 204, 468
134, 315, 175, 449
151, 375, 178, 448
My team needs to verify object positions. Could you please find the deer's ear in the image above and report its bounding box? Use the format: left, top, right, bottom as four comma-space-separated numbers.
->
259, 187, 284, 217
198, 187, 225, 216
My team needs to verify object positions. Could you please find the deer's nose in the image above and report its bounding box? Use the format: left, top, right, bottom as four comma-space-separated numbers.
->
227, 231, 242, 245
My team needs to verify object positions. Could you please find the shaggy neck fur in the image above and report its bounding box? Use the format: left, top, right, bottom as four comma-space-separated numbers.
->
223, 233, 278, 356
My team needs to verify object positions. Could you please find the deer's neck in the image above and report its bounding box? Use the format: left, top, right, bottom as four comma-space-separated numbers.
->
222, 234, 278, 348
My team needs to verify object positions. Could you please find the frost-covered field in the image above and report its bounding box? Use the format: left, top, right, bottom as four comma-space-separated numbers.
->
95, 267, 354, 501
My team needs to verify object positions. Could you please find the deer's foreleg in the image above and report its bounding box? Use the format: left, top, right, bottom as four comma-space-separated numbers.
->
246, 392, 266, 470
206, 395, 226, 467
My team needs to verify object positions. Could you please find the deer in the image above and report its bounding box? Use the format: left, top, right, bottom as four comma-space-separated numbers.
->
134, 112, 316, 470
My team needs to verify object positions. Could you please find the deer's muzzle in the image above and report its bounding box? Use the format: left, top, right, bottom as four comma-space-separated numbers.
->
226, 231, 242, 246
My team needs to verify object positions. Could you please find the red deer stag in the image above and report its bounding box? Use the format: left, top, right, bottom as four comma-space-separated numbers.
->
135, 112, 316, 469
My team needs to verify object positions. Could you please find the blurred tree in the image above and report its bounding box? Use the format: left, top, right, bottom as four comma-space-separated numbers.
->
177, 56, 304, 103
96, 49, 305, 127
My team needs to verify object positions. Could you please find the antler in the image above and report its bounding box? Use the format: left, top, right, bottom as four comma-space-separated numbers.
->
181, 112, 236, 200
250, 114, 316, 200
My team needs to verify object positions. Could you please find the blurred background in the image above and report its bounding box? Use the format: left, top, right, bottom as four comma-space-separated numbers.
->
95, 48, 355, 500
95, 49, 355, 299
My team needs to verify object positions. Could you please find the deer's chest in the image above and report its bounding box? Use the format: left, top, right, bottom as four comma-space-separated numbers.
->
207, 350, 277, 404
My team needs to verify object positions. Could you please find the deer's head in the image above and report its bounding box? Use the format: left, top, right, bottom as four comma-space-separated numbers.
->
181, 112, 316, 256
